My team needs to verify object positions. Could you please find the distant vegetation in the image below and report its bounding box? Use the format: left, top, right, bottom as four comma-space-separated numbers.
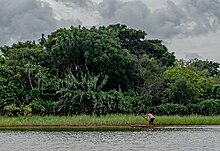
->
0, 24, 220, 116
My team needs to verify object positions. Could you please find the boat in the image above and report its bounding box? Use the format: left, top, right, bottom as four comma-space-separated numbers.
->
126, 122, 156, 128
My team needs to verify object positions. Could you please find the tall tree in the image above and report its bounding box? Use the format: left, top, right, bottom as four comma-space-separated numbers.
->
107, 24, 176, 67
188, 59, 220, 77
163, 61, 218, 104
43, 26, 139, 91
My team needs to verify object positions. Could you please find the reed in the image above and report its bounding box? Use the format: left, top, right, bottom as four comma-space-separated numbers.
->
0, 114, 220, 126
156, 115, 220, 125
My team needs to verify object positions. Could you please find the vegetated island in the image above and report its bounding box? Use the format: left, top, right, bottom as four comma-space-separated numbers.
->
0, 115, 220, 131
0, 24, 220, 131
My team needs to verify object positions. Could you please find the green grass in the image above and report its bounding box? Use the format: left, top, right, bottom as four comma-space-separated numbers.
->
156, 115, 220, 125
0, 114, 220, 126
0, 114, 142, 126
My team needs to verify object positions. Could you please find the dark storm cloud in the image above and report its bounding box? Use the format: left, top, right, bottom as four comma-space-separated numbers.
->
97, 0, 220, 39
1, 0, 220, 46
56, 0, 95, 8
0, 0, 60, 45
145, 0, 187, 38
0, 0, 86, 46
98, 0, 123, 23
98, 0, 185, 38
180, 0, 220, 35
98, 0, 150, 30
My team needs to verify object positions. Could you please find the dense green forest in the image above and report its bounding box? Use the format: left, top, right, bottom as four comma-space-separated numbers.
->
0, 24, 220, 116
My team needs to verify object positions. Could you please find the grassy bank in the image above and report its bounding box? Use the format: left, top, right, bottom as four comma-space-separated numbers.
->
156, 115, 220, 125
0, 114, 220, 127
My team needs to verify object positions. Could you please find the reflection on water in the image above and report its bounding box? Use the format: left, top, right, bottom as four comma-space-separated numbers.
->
0, 126, 220, 151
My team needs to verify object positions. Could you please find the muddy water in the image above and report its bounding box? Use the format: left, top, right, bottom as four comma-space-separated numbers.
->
0, 126, 219, 151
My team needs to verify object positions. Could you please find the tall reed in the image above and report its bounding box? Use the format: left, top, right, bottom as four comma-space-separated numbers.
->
0, 115, 219, 126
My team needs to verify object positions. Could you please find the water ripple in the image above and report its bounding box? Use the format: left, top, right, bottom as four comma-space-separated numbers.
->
0, 126, 219, 151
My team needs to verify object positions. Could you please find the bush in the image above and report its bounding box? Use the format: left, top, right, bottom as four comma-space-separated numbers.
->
30, 99, 55, 115
186, 103, 201, 115
157, 103, 188, 115
212, 84, 220, 99
3, 104, 32, 116
199, 99, 220, 115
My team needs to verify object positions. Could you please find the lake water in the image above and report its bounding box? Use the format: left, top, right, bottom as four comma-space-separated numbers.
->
0, 126, 219, 151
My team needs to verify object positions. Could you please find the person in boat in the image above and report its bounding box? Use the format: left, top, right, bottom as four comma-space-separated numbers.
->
147, 113, 155, 125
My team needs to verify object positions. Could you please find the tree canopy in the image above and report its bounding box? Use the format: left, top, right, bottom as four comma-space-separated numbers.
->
0, 24, 220, 116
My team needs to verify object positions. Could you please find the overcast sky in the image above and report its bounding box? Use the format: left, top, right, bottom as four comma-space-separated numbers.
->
1, 0, 220, 62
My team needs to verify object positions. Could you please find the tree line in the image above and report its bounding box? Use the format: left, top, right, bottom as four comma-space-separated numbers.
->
0, 24, 220, 116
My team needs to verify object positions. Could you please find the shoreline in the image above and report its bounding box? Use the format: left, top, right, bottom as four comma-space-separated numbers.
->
1, 123, 220, 127
0, 115, 220, 131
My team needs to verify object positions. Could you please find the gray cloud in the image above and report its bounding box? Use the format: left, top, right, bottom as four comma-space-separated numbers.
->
0, 0, 84, 46
145, 0, 187, 38
57, 0, 95, 8
1, 0, 220, 46
98, 0, 151, 32
98, 0, 123, 23
0, 0, 60, 45
179, 0, 220, 36
184, 52, 201, 60
98, 0, 220, 39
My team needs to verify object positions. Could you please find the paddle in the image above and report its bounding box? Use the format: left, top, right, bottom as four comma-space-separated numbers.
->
128, 107, 150, 122
141, 114, 149, 122
125, 115, 149, 127
126, 121, 134, 127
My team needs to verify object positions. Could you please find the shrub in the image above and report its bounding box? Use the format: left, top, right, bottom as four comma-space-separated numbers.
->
186, 103, 201, 115
199, 99, 220, 115
157, 103, 188, 115
3, 104, 32, 116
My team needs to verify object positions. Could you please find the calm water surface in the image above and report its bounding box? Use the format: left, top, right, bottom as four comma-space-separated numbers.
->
0, 126, 219, 151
